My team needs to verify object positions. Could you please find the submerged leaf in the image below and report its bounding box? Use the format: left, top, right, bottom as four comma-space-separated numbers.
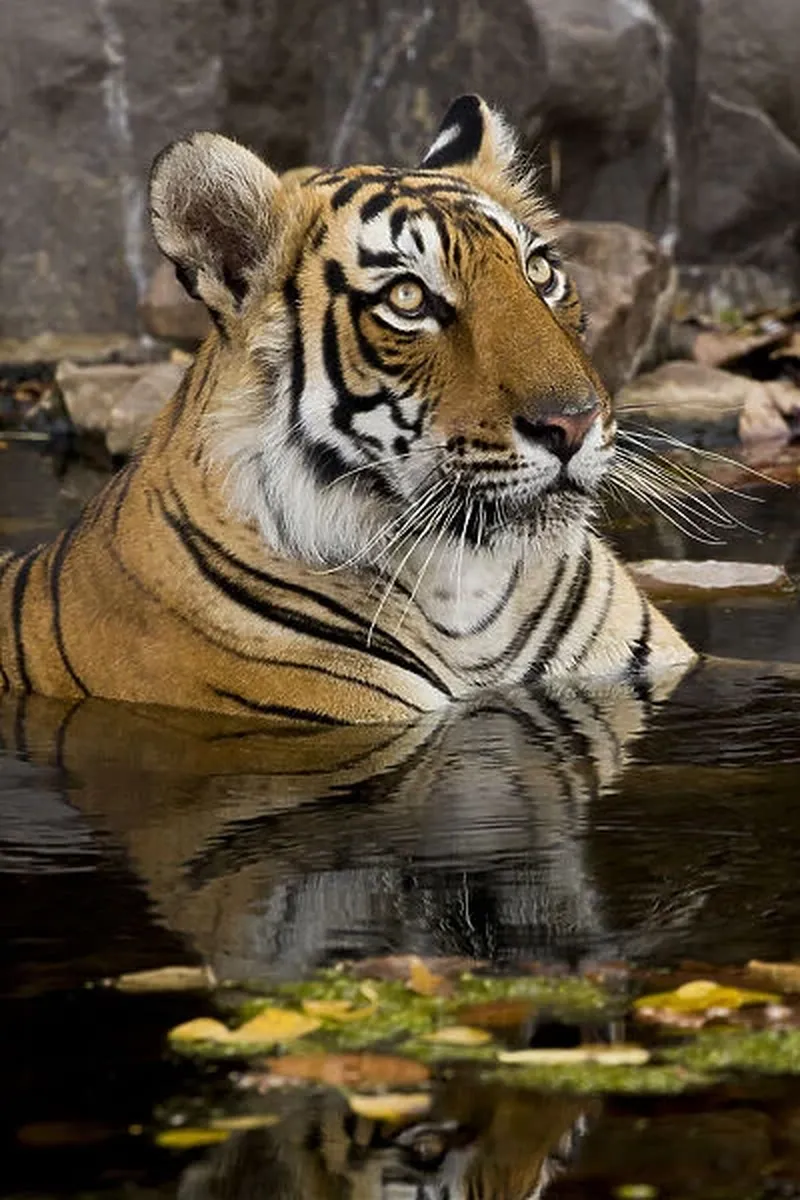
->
302, 998, 378, 1022
348, 1092, 432, 1122
111, 965, 216, 993
264, 1053, 430, 1088
748, 960, 800, 994
456, 999, 537, 1031
634, 979, 779, 1023
498, 1044, 649, 1067
168, 1018, 232, 1044
422, 1026, 493, 1046
407, 957, 448, 997
209, 1115, 280, 1132
156, 1127, 231, 1149
230, 1008, 320, 1044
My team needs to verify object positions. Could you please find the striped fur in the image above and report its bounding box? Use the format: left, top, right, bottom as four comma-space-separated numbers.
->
0, 95, 695, 724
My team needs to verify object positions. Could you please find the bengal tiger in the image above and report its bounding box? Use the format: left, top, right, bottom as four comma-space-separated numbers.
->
177, 1082, 592, 1200
0, 94, 695, 724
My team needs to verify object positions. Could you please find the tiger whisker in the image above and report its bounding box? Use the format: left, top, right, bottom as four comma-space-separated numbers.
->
617, 429, 762, 510
320, 445, 442, 491
393, 493, 462, 636
621, 421, 787, 488
614, 447, 748, 531
613, 463, 728, 544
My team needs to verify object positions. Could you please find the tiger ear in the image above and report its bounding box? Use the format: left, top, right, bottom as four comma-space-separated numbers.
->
149, 133, 279, 324
419, 94, 519, 176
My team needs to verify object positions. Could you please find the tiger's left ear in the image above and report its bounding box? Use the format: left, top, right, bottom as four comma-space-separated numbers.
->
419, 94, 519, 176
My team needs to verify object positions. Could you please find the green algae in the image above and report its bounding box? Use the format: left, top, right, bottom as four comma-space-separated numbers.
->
480, 1061, 712, 1096
666, 1029, 800, 1075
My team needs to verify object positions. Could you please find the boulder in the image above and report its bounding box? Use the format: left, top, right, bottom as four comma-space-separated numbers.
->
140, 260, 212, 348
0, 0, 225, 338
615, 361, 769, 446
738, 379, 800, 447
560, 221, 674, 395
57, 359, 185, 457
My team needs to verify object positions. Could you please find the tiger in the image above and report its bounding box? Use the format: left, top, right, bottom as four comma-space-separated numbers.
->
0, 93, 695, 724
176, 1082, 592, 1200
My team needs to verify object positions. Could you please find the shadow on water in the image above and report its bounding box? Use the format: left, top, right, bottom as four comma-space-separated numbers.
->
2, 446, 800, 1196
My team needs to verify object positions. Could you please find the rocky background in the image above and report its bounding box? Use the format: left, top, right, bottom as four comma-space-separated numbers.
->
2, 0, 800, 456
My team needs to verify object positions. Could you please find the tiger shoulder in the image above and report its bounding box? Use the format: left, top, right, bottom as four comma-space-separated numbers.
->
0, 93, 696, 724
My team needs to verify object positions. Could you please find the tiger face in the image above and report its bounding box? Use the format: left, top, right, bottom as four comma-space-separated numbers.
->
150, 95, 614, 570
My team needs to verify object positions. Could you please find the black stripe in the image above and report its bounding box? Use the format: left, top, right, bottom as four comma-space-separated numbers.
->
569, 550, 615, 669
212, 687, 344, 725
160, 492, 450, 695
470, 556, 568, 677
331, 178, 366, 209
358, 246, 401, 270
529, 544, 593, 676
284, 276, 305, 425
10, 552, 36, 692
629, 599, 652, 675
49, 525, 88, 695
360, 190, 394, 222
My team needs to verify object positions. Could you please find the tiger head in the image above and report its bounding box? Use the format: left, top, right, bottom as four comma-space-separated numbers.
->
149, 95, 614, 569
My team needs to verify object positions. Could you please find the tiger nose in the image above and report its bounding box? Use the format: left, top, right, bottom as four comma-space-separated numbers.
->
513, 402, 600, 462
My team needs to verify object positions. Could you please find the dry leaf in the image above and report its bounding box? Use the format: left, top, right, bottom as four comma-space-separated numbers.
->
348, 1092, 432, 1122
112, 965, 215, 994
634, 979, 778, 1022
302, 998, 378, 1022
408, 956, 447, 997
168, 1017, 232, 1044
230, 1008, 320, 1044
265, 1053, 430, 1088
422, 1026, 493, 1046
498, 1044, 650, 1067
748, 960, 800, 993
156, 1128, 231, 1149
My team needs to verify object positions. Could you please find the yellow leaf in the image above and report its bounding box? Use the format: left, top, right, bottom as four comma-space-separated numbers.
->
168, 1018, 232, 1044
634, 979, 778, 1015
229, 1007, 320, 1044
156, 1127, 231, 1149
498, 1045, 650, 1067
407, 956, 446, 997
112, 965, 216, 993
302, 999, 378, 1022
348, 1092, 432, 1122
422, 1026, 493, 1046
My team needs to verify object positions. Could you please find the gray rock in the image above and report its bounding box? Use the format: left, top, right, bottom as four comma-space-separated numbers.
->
630, 558, 789, 595
140, 260, 212, 349
560, 221, 675, 395
0, 0, 225, 338
615, 360, 769, 446
310, 0, 546, 168
57, 359, 185, 456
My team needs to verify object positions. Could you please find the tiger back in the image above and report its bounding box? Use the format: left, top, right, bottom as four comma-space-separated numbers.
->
0, 94, 695, 723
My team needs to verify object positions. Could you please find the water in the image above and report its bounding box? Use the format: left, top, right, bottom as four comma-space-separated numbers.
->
3, 444, 800, 1197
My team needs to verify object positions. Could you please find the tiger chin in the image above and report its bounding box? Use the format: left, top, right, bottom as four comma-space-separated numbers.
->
0, 94, 696, 724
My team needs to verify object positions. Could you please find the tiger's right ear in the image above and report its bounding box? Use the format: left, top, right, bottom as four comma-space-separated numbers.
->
149, 133, 279, 324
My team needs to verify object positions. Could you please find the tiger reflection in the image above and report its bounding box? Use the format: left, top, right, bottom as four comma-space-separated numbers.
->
177, 1084, 593, 1200
0, 678, 667, 977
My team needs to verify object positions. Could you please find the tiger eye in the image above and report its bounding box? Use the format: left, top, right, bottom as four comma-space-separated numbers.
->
526, 253, 554, 287
388, 279, 426, 314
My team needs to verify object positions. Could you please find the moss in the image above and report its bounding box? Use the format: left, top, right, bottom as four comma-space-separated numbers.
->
665, 1029, 800, 1075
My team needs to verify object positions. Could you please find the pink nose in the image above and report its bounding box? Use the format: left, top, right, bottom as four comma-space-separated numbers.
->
514, 404, 600, 462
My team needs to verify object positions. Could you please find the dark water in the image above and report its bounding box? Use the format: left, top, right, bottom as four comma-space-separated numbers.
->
3, 445, 800, 1198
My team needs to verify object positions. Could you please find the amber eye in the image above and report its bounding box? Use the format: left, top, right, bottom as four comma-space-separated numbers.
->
387, 278, 426, 316
526, 253, 555, 290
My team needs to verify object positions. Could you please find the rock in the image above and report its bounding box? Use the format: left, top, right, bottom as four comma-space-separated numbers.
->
57, 360, 185, 457
0, 333, 142, 369
630, 559, 790, 596
140, 260, 212, 348
0, 0, 225, 338
533, 0, 676, 245
310, 0, 547, 167
738, 380, 800, 447
560, 221, 674, 395
615, 361, 765, 446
